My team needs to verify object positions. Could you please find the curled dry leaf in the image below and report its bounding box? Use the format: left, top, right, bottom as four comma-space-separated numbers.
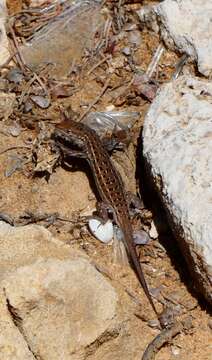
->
32, 122, 58, 174
33, 146, 59, 174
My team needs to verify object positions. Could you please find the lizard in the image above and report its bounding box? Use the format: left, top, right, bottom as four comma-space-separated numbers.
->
53, 117, 159, 318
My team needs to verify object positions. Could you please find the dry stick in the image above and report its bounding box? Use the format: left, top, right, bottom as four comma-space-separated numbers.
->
0, 50, 18, 70
8, 23, 26, 72
94, 15, 110, 55
116, 0, 125, 31
104, 18, 112, 51
25, 8, 62, 41
33, 71, 49, 96
68, 58, 76, 76
19, 74, 36, 105
87, 55, 111, 75
19, 71, 49, 106
78, 78, 111, 121
0, 146, 31, 156
94, 30, 105, 54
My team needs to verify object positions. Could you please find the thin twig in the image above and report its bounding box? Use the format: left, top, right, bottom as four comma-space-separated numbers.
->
104, 19, 112, 51
19, 74, 36, 105
0, 146, 31, 156
78, 78, 111, 121
7, 22, 26, 72
0, 50, 18, 70
87, 55, 110, 75
33, 71, 49, 96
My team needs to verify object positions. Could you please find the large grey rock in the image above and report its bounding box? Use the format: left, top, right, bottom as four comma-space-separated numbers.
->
0, 221, 86, 279
0, 222, 118, 359
137, 0, 212, 77
143, 76, 212, 304
2, 258, 118, 360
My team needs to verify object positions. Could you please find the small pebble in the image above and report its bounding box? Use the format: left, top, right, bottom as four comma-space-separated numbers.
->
133, 229, 151, 245
88, 218, 113, 244
147, 319, 160, 328
171, 345, 181, 356
149, 220, 158, 239
128, 30, 142, 46
31, 185, 39, 193
8, 123, 22, 137
122, 47, 131, 56
149, 286, 164, 298
105, 104, 115, 111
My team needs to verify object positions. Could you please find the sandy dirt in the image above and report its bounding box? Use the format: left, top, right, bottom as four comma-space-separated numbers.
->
1, 0, 211, 359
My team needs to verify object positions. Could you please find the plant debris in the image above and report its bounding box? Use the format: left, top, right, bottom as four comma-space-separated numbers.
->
0, 1, 210, 360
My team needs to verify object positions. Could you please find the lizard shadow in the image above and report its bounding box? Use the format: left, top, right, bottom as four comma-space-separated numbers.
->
135, 125, 212, 316
60, 155, 102, 204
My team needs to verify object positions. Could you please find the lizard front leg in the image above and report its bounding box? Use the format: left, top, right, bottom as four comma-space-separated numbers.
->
55, 143, 87, 159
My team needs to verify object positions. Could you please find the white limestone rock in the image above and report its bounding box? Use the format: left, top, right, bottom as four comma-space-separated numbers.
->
142, 76, 212, 304
2, 258, 118, 360
0, 221, 87, 280
0, 222, 119, 359
137, 0, 212, 77
0, 221, 158, 359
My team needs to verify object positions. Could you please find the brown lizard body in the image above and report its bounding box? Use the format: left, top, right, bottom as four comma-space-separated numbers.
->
53, 118, 158, 317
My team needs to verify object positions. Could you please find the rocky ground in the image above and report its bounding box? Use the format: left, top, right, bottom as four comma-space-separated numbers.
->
0, 0, 211, 359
